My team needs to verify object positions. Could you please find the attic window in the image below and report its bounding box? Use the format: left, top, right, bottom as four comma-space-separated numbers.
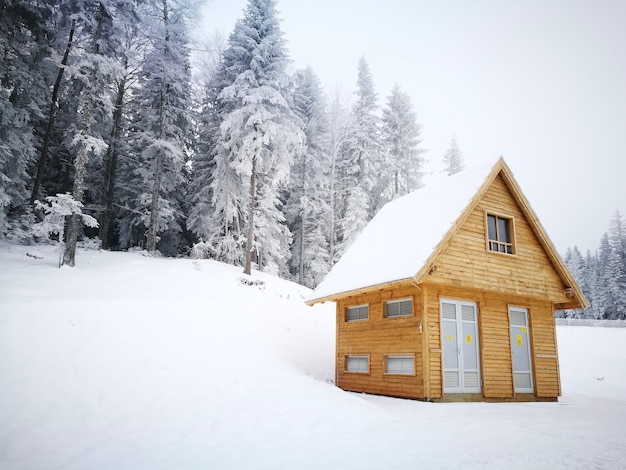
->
486, 213, 515, 255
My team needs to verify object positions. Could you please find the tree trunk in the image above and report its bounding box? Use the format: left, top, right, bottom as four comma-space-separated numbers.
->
145, 153, 163, 253
145, 0, 170, 254
30, 21, 75, 206
99, 75, 126, 249
243, 155, 257, 275
63, 4, 106, 267
298, 155, 306, 284
62, 94, 93, 267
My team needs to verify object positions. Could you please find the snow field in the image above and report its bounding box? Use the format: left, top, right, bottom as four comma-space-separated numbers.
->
1, 243, 625, 469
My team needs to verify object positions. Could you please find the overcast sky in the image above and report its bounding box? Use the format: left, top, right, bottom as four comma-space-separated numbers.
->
199, 0, 626, 253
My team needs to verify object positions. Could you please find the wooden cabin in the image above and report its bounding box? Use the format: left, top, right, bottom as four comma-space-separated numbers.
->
307, 158, 587, 402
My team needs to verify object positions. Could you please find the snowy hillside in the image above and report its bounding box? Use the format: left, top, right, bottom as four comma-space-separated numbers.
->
1, 243, 625, 470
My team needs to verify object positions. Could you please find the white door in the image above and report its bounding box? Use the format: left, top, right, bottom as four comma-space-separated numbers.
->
509, 307, 534, 393
441, 299, 481, 393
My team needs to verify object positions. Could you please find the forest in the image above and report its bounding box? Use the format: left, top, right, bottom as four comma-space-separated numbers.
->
1, 0, 624, 318
562, 211, 626, 320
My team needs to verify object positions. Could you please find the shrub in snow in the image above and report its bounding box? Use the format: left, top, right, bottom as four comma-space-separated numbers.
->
4, 207, 37, 245
239, 277, 265, 289
190, 241, 214, 259
33, 194, 98, 266
77, 237, 102, 251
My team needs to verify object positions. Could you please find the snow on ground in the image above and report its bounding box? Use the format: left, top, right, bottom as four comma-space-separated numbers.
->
1, 242, 625, 469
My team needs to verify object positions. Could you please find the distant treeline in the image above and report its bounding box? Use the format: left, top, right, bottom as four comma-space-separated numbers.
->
561, 212, 626, 320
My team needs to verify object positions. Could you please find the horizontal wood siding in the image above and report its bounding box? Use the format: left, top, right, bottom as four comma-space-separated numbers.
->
480, 295, 514, 398
332, 172, 565, 401
429, 174, 569, 304
336, 285, 425, 399
530, 303, 561, 397
423, 284, 443, 398
423, 284, 561, 400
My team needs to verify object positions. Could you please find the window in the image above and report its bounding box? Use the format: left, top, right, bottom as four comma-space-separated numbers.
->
486, 213, 514, 254
346, 355, 369, 373
385, 298, 412, 318
346, 304, 369, 322
385, 356, 415, 375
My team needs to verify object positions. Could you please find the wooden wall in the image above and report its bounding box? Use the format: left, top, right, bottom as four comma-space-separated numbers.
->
530, 302, 561, 398
422, 284, 561, 399
335, 284, 425, 399
333, 172, 563, 401
429, 174, 569, 304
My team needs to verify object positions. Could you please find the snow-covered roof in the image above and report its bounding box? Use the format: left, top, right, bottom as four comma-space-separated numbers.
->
308, 159, 500, 303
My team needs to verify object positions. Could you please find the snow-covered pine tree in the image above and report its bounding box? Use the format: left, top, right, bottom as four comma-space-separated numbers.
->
98, 1, 143, 250
604, 249, 626, 320
608, 211, 626, 265
285, 66, 331, 287
336, 56, 382, 254
186, 34, 227, 246
0, 0, 55, 235
380, 83, 424, 206
210, 0, 304, 276
607, 212, 626, 319
595, 233, 613, 319
583, 249, 601, 319
563, 246, 591, 318
28, 1, 77, 207
562, 212, 626, 320
117, 0, 193, 256
326, 88, 351, 265
63, 1, 121, 266
442, 136, 465, 176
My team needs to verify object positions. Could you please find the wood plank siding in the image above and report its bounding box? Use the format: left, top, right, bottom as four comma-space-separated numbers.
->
332, 173, 566, 401
335, 284, 425, 399
420, 174, 564, 399
421, 284, 560, 399
426, 174, 570, 304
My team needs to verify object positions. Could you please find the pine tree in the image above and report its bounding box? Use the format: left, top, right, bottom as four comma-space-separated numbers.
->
326, 88, 351, 265
380, 83, 424, 206
563, 212, 626, 320
608, 211, 626, 265
117, 0, 193, 256
186, 34, 227, 245
443, 136, 464, 176
607, 212, 626, 319
285, 66, 331, 287
210, 0, 304, 275
342, 56, 382, 217
595, 233, 613, 319
0, 0, 55, 235
63, 1, 120, 266
98, 1, 142, 250
563, 246, 589, 318
584, 250, 600, 319
335, 56, 383, 256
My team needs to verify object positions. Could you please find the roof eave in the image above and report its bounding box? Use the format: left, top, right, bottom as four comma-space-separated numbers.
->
306, 277, 416, 306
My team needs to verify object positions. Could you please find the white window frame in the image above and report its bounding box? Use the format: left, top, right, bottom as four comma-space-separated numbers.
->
384, 298, 413, 318
385, 355, 415, 375
346, 304, 369, 322
345, 355, 369, 373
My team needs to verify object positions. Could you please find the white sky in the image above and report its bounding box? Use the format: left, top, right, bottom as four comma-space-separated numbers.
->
198, 0, 626, 253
